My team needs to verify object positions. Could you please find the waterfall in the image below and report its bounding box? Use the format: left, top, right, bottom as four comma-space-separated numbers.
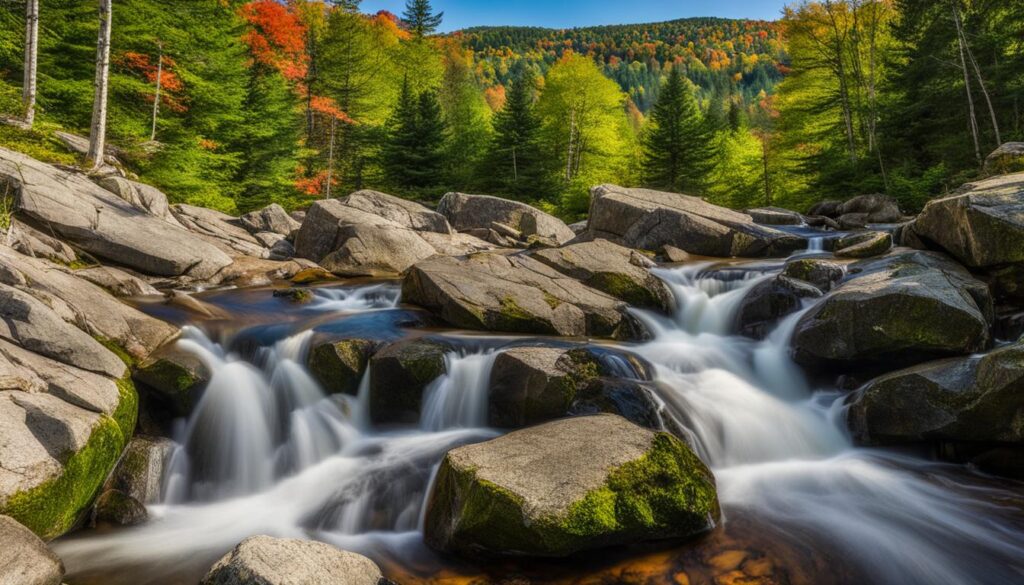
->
419, 350, 498, 431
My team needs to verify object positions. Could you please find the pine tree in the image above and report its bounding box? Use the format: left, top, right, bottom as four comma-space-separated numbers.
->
402, 0, 443, 38
642, 67, 715, 194
381, 79, 445, 193
479, 75, 546, 200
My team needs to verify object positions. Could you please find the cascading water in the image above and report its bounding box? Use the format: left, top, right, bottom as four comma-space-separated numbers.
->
56, 258, 1024, 585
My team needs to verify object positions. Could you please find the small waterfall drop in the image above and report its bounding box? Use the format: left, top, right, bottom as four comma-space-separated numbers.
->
420, 350, 498, 431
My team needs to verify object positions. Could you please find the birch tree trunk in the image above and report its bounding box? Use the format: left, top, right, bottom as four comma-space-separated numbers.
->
324, 116, 336, 199
22, 0, 39, 128
952, 3, 982, 165
87, 0, 113, 170
952, 5, 1002, 146
150, 42, 163, 142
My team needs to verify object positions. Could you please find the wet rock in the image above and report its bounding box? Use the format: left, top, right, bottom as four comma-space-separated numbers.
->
438, 192, 575, 245
781, 258, 844, 292
734, 276, 822, 339
96, 176, 180, 227
424, 414, 719, 557
200, 535, 382, 585
238, 203, 301, 238
74, 266, 161, 297
568, 378, 667, 432
92, 488, 147, 526
171, 204, 268, 259
744, 207, 804, 226
807, 200, 842, 218
587, 185, 803, 257
135, 342, 210, 416
847, 339, 1024, 446
532, 239, 673, 313
402, 252, 646, 340
273, 287, 314, 304
834, 231, 892, 259
101, 436, 174, 505
308, 339, 377, 396
662, 245, 692, 263
268, 238, 296, 261
0, 338, 136, 539
210, 257, 319, 289
291, 267, 335, 285
0, 515, 64, 584
0, 147, 232, 278
369, 338, 452, 424
834, 194, 903, 228
342, 189, 452, 234
792, 251, 991, 372
984, 142, 1024, 175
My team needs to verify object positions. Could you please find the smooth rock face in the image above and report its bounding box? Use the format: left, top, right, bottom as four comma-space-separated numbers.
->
368, 338, 450, 424
734, 275, 822, 339
834, 231, 892, 259
0, 515, 64, 585
96, 176, 180, 226
402, 253, 646, 340
438, 192, 576, 245
74, 266, 161, 297
171, 204, 269, 259
587, 185, 803, 257
0, 339, 136, 539
834, 194, 903, 228
792, 251, 991, 371
238, 203, 301, 238
424, 414, 719, 557
744, 207, 804, 225
0, 147, 232, 278
200, 536, 382, 585
532, 239, 673, 313
92, 488, 147, 526
912, 172, 1024, 268
343, 190, 452, 234
781, 258, 845, 292
847, 340, 1024, 445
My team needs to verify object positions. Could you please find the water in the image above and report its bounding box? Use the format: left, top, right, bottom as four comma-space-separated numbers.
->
56, 259, 1024, 584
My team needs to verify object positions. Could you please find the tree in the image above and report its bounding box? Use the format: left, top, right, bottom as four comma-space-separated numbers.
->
87, 0, 113, 169
402, 0, 442, 38
381, 79, 445, 193
439, 41, 492, 189
21, 0, 38, 127
641, 67, 716, 194
479, 74, 546, 199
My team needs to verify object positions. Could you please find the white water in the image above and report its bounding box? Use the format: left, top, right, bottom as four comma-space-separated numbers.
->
57, 260, 1024, 584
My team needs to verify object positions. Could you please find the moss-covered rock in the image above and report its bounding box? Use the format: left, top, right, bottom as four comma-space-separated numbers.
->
368, 338, 452, 424
290, 267, 335, 285
308, 338, 377, 396
983, 143, 1024, 176
134, 341, 209, 416
92, 488, 147, 526
272, 287, 314, 304
424, 414, 719, 557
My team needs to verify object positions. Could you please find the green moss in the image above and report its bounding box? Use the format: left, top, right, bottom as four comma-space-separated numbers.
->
93, 336, 135, 369
587, 272, 659, 309
308, 339, 373, 395
490, 296, 556, 335
542, 292, 562, 309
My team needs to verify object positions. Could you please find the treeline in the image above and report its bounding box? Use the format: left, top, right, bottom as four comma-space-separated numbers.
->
0, 1, 1022, 219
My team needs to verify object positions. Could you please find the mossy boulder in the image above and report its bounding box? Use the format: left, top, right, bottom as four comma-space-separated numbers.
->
792, 251, 991, 372
369, 338, 452, 424
531, 239, 673, 313
781, 258, 845, 292
984, 143, 1024, 176
424, 414, 719, 558
402, 252, 646, 340
488, 346, 657, 429
92, 488, 147, 526
101, 436, 175, 505
134, 342, 210, 416
272, 287, 314, 304
308, 338, 377, 396
847, 340, 1024, 446
834, 231, 892, 259
733, 275, 822, 339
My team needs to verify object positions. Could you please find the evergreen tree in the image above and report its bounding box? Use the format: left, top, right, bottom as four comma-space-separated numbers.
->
642, 67, 715, 194
235, 68, 302, 212
439, 42, 492, 190
479, 75, 546, 200
402, 0, 443, 38
381, 79, 445, 193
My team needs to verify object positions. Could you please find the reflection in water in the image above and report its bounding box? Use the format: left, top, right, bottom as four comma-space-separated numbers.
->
57, 265, 1024, 585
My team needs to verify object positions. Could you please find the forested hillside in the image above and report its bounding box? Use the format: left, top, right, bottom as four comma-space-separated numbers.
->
0, 1, 1022, 222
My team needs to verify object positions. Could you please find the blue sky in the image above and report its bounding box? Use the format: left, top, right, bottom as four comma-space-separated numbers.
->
360, 1, 790, 32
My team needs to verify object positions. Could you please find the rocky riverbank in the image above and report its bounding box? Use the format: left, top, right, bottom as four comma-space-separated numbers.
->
2, 143, 1024, 584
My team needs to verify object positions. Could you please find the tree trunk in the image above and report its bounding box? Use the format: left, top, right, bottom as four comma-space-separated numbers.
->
760, 134, 771, 207
324, 116, 336, 199
953, 4, 1002, 146
565, 108, 576, 182
150, 42, 163, 142
22, 0, 39, 128
952, 3, 982, 166
87, 0, 113, 170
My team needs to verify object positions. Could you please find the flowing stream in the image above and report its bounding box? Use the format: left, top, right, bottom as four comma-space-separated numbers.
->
56, 258, 1024, 585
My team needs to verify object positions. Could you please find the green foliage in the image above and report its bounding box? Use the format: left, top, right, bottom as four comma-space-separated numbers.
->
402, 0, 443, 38
381, 78, 446, 195
478, 74, 547, 201
642, 68, 716, 194
439, 44, 492, 190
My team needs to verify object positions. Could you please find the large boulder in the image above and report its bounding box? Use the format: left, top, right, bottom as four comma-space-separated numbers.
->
984, 142, 1024, 176
100, 435, 174, 505
402, 253, 646, 340
734, 275, 822, 339
0, 147, 232, 278
342, 189, 452, 234
135, 341, 210, 416
487, 346, 657, 429
0, 339, 136, 539
791, 251, 991, 372
586, 185, 804, 257
171, 204, 268, 259
438, 192, 575, 245
238, 203, 301, 238
834, 231, 892, 259
0, 245, 177, 362
0, 515, 64, 585
911, 172, 1024, 269
781, 258, 845, 292
833, 194, 903, 228
96, 176, 180, 227
847, 340, 1024, 446
368, 338, 452, 424
200, 536, 382, 585
531, 239, 672, 312
423, 414, 719, 557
